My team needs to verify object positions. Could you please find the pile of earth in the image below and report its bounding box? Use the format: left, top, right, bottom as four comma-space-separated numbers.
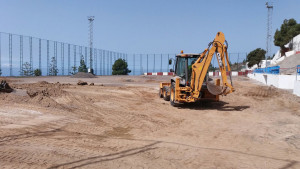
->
71, 72, 96, 78
1, 81, 69, 109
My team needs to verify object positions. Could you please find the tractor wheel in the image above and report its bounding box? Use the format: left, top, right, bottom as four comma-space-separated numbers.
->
170, 82, 178, 106
163, 86, 170, 101
159, 88, 163, 98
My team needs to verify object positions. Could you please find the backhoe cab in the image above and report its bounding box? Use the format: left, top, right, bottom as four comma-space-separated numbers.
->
159, 32, 234, 106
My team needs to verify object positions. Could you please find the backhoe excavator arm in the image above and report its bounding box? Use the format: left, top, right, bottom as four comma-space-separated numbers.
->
190, 32, 234, 98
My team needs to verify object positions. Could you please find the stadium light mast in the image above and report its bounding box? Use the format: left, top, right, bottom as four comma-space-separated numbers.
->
88, 16, 95, 72
266, 2, 273, 67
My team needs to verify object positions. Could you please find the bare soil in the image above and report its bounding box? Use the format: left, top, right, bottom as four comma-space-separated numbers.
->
0, 75, 300, 169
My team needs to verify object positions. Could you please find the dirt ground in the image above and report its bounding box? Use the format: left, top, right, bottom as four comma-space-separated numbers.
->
0, 75, 300, 169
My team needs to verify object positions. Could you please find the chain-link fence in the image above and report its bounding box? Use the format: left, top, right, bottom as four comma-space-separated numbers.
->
0, 31, 248, 76
0, 32, 127, 76
126, 52, 248, 75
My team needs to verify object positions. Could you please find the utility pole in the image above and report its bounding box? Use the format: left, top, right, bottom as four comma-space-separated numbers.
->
88, 16, 95, 72
266, 2, 273, 68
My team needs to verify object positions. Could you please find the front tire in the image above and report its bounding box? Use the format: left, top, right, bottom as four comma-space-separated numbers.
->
170, 82, 178, 106
159, 88, 163, 98
163, 86, 170, 101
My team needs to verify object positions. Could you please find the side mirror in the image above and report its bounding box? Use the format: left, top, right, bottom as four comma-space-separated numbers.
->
169, 59, 172, 65
170, 69, 174, 72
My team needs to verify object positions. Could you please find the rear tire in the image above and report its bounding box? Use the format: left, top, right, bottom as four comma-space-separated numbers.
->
163, 86, 170, 101
170, 82, 178, 106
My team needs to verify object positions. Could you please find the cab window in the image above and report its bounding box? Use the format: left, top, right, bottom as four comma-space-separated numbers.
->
175, 57, 186, 77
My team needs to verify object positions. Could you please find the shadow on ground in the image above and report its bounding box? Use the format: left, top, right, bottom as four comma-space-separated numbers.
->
177, 101, 250, 111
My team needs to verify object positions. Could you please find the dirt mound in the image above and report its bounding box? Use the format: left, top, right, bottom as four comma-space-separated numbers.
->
71, 72, 96, 78
27, 87, 66, 98
29, 93, 63, 108
244, 85, 279, 97
2, 81, 68, 108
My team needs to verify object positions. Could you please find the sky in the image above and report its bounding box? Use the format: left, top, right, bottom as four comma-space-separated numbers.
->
0, 0, 300, 76
0, 0, 300, 55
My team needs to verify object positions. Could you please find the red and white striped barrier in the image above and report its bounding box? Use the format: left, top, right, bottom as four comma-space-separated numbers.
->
209, 71, 249, 76
145, 71, 249, 76
144, 72, 174, 76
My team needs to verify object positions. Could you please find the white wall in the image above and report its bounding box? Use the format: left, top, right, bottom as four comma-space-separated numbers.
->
249, 73, 267, 84
232, 71, 238, 76
266, 74, 279, 87
278, 75, 296, 89
293, 80, 300, 97
248, 73, 297, 91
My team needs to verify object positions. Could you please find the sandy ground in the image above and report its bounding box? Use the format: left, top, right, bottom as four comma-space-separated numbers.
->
0, 75, 300, 169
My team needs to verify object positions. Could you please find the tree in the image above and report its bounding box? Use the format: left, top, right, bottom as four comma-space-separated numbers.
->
112, 59, 131, 75
274, 19, 300, 49
246, 48, 266, 68
78, 56, 88, 73
34, 69, 42, 76
21, 62, 33, 76
0, 68, 2, 76
49, 57, 58, 76
70, 66, 77, 75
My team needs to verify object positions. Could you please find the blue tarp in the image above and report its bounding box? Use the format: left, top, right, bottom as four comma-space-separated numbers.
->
254, 66, 280, 74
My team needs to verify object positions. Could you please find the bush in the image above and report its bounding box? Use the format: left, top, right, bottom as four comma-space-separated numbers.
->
49, 57, 58, 76
34, 69, 42, 76
21, 62, 33, 76
112, 59, 131, 75
78, 57, 88, 73
70, 66, 77, 75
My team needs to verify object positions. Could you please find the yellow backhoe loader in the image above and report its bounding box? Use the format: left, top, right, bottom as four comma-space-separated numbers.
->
159, 32, 235, 106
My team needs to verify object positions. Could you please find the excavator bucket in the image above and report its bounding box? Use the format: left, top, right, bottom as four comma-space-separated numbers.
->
206, 80, 224, 95
0, 80, 13, 93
